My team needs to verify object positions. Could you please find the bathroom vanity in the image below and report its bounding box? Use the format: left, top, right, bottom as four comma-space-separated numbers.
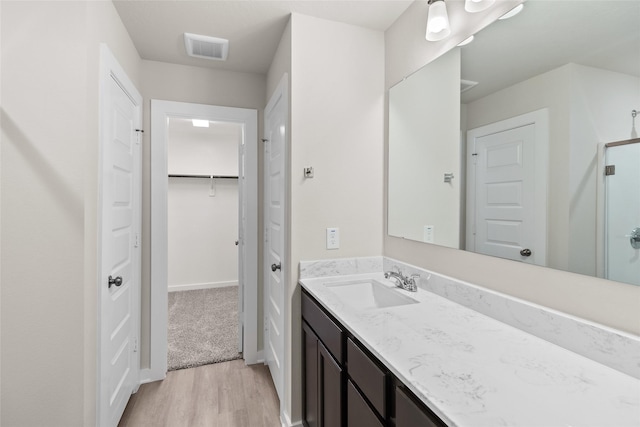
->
302, 288, 445, 427
299, 257, 640, 427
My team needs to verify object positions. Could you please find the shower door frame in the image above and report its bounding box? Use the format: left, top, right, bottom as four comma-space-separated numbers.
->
596, 137, 640, 282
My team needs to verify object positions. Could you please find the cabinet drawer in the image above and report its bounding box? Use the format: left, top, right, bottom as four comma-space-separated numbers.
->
347, 338, 386, 418
395, 386, 446, 427
302, 291, 344, 362
347, 380, 384, 427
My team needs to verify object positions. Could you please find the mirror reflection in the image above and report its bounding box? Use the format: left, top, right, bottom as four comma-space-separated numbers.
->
388, 1, 640, 285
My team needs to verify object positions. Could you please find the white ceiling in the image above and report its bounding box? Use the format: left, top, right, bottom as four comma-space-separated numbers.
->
460, 0, 640, 103
114, 0, 640, 101
113, 0, 413, 75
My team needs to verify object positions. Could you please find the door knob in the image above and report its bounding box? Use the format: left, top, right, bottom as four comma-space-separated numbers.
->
108, 275, 123, 288
271, 263, 281, 272
520, 248, 532, 257
235, 240, 239, 246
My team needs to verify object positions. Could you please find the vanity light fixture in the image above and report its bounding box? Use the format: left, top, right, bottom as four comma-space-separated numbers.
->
499, 3, 524, 20
464, 0, 495, 13
192, 119, 210, 128
426, 0, 451, 42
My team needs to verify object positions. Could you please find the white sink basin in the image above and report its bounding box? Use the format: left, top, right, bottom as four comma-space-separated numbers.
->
324, 279, 419, 310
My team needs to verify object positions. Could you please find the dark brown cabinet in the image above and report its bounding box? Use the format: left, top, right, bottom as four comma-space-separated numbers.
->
347, 380, 384, 427
395, 386, 447, 427
302, 292, 345, 427
302, 289, 447, 427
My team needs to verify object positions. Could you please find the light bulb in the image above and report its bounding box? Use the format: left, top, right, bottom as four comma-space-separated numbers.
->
465, 0, 495, 13
426, 0, 451, 41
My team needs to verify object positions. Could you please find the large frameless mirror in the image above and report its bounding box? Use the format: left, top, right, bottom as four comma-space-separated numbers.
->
388, 0, 640, 285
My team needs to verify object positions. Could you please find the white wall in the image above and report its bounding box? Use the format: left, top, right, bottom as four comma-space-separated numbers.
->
1, 1, 141, 425
384, 2, 640, 335
568, 64, 640, 275
285, 13, 385, 423
267, 19, 291, 104
168, 178, 239, 290
167, 120, 240, 291
139, 59, 266, 368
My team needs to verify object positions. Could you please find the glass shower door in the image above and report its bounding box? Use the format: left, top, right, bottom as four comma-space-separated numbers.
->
605, 141, 640, 285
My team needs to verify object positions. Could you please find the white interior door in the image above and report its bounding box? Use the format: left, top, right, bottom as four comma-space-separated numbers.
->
467, 110, 548, 266
99, 45, 142, 427
264, 77, 287, 401
605, 141, 640, 285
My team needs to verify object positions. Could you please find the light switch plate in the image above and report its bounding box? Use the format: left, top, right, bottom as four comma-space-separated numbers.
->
423, 225, 434, 243
326, 227, 339, 249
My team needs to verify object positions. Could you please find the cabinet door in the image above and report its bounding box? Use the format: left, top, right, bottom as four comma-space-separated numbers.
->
347, 380, 384, 427
395, 387, 445, 427
319, 342, 343, 427
303, 322, 319, 427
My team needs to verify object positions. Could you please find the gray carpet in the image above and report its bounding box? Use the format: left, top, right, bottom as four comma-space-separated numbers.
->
168, 286, 242, 371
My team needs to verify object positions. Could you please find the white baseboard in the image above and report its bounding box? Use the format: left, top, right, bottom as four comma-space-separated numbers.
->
245, 349, 264, 365
138, 368, 165, 386
168, 280, 238, 292
281, 411, 303, 427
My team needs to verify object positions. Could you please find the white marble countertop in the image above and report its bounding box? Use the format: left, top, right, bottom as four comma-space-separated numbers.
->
300, 273, 640, 427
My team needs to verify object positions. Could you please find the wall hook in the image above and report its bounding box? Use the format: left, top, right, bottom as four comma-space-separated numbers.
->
304, 167, 314, 178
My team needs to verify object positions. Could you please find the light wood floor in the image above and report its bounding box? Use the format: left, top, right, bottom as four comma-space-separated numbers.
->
118, 359, 281, 427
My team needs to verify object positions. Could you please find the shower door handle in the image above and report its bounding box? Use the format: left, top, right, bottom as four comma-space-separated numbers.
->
626, 227, 640, 249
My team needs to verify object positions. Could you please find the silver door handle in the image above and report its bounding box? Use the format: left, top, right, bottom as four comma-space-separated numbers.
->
520, 248, 532, 257
271, 263, 281, 272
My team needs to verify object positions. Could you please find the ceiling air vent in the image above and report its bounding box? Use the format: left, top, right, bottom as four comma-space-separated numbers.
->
461, 79, 479, 93
184, 33, 229, 61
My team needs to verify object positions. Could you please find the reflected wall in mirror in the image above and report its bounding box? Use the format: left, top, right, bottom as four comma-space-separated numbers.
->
389, 49, 461, 248
388, 0, 640, 286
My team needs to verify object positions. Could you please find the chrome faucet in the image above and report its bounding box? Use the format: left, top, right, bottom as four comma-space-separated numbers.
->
384, 267, 419, 292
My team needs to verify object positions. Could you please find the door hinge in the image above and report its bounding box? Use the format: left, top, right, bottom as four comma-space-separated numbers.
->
135, 129, 144, 145
133, 337, 138, 353
605, 165, 616, 176
134, 232, 140, 248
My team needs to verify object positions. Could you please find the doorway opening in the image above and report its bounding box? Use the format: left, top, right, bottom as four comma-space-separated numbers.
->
148, 100, 258, 382
166, 117, 243, 370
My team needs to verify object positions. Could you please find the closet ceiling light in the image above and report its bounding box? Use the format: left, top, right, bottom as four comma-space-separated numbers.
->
192, 119, 210, 128
465, 0, 495, 13
499, 3, 524, 20
426, 0, 451, 42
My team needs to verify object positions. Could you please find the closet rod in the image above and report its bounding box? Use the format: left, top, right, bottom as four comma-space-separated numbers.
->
168, 174, 238, 179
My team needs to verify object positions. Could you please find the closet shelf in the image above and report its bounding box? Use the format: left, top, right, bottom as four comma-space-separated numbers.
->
168, 174, 238, 179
